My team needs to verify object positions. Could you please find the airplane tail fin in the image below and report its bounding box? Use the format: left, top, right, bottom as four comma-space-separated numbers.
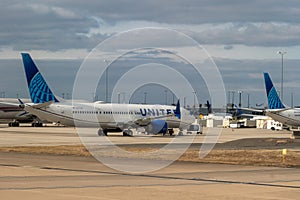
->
21, 53, 59, 103
206, 100, 212, 114
174, 100, 181, 119
263, 72, 285, 109
233, 104, 243, 117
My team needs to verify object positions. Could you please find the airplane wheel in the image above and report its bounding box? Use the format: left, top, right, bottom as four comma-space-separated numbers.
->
98, 129, 107, 136
32, 122, 43, 127
123, 130, 133, 137
168, 129, 174, 136
178, 131, 184, 136
9, 122, 19, 127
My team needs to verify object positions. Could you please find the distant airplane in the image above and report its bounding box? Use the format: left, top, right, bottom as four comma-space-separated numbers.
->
0, 98, 35, 126
231, 105, 264, 119
20, 53, 197, 136
205, 100, 212, 114
263, 72, 300, 128
255, 103, 264, 107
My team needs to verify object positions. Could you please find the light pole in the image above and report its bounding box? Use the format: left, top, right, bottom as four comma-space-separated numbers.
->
122, 92, 126, 103
247, 93, 250, 108
277, 51, 287, 101
104, 60, 109, 102
164, 90, 167, 105
1, 91, 5, 98
172, 93, 175, 105
144, 92, 147, 104
291, 92, 294, 108
238, 91, 242, 107
227, 91, 231, 105
231, 91, 235, 106
193, 91, 196, 108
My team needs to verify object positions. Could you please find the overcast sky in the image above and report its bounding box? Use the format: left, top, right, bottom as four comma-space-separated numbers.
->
1, 0, 300, 107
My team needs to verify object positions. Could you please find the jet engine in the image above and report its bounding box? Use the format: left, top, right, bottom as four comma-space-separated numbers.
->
146, 119, 168, 135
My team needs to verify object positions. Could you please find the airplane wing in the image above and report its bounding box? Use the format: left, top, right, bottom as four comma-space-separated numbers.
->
0, 101, 20, 107
19, 101, 53, 110
265, 108, 290, 114
18, 98, 53, 109
0, 101, 26, 113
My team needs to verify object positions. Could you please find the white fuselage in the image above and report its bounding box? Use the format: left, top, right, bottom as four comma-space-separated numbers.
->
266, 108, 300, 127
24, 101, 195, 130
0, 100, 32, 121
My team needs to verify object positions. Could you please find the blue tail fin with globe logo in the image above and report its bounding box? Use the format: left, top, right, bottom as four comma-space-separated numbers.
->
263, 72, 285, 109
21, 53, 59, 103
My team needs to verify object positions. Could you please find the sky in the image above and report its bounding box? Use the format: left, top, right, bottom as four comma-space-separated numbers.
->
1, 0, 300, 108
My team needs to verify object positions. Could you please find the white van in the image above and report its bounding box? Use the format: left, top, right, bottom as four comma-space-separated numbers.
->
187, 122, 203, 134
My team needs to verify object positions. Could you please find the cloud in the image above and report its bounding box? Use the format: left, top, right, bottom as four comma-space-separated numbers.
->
184, 22, 300, 47
27, 4, 79, 19
0, 1, 100, 51
54, 0, 300, 24
1, 0, 300, 52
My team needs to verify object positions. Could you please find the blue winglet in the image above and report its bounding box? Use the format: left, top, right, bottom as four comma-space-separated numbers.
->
174, 99, 181, 119
21, 53, 59, 103
18, 98, 25, 109
233, 104, 243, 116
18, 98, 24, 105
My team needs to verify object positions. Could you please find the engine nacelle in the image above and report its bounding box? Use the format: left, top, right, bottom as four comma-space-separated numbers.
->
146, 119, 168, 135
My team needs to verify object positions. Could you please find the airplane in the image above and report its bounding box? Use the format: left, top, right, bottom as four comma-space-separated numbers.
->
230, 105, 264, 119
20, 53, 197, 136
0, 98, 36, 126
264, 72, 300, 128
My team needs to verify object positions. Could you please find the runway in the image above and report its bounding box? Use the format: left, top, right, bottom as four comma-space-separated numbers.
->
0, 152, 299, 199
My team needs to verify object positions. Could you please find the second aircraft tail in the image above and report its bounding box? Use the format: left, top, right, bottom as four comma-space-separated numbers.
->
263, 72, 285, 109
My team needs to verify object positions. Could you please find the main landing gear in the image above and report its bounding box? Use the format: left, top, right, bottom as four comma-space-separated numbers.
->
123, 129, 133, 136
31, 122, 43, 127
96, 128, 133, 137
178, 129, 184, 136
97, 129, 108, 136
168, 128, 174, 136
8, 121, 19, 127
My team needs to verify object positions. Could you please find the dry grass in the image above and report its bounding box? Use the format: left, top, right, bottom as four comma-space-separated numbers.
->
179, 149, 300, 167
0, 145, 299, 167
0, 145, 91, 157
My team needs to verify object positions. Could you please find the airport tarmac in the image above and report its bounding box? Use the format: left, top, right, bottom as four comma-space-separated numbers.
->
0, 152, 299, 200
0, 124, 294, 147
0, 125, 299, 199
